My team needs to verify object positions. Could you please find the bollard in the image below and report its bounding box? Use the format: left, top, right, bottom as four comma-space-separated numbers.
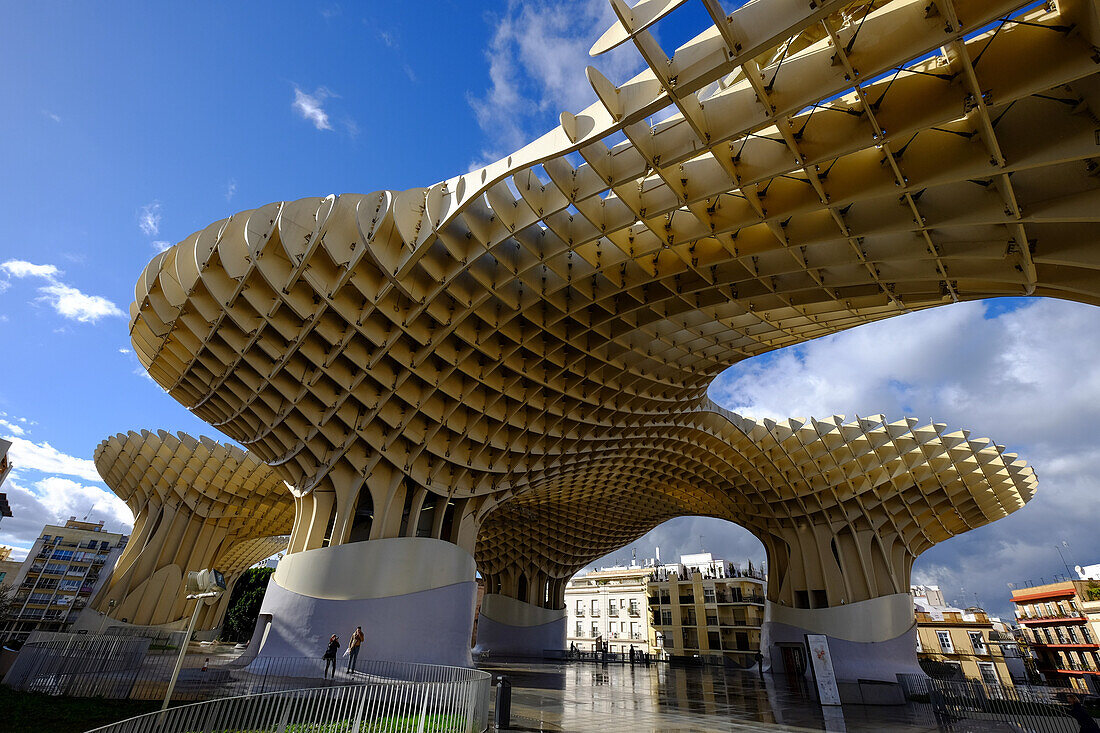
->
494, 674, 512, 729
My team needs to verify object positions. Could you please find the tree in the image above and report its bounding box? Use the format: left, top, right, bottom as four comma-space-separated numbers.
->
220, 568, 275, 643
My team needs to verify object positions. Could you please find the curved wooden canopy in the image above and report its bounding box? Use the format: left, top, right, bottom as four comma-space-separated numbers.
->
126, 0, 1095, 606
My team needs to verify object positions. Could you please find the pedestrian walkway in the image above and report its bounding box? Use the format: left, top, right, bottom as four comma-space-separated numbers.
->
479, 661, 1034, 732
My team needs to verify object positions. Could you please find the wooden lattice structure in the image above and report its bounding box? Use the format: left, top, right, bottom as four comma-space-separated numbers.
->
127, 0, 1100, 612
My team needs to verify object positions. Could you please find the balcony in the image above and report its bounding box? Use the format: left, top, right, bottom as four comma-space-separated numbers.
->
1032, 641, 1100, 651
575, 608, 585, 617
590, 608, 600, 617
628, 606, 640, 617
678, 596, 695, 605
1041, 661, 1100, 674
1018, 613, 1088, 625
608, 609, 619, 617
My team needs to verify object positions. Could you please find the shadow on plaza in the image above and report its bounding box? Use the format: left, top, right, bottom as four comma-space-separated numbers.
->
477, 659, 999, 732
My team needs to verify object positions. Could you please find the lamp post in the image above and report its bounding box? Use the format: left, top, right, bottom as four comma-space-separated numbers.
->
162, 569, 225, 711
97, 599, 116, 634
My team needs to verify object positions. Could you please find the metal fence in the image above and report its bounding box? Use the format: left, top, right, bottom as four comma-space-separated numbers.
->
5, 631, 491, 710
898, 673, 1080, 733
84, 675, 492, 733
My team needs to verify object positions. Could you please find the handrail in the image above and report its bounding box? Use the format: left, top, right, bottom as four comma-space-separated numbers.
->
84, 673, 491, 733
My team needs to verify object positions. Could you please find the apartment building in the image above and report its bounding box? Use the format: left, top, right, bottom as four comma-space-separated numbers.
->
912, 585, 1013, 685
1010, 577, 1100, 693
647, 553, 766, 667
0, 546, 22, 588
565, 562, 656, 655
0, 438, 12, 488
2, 518, 127, 643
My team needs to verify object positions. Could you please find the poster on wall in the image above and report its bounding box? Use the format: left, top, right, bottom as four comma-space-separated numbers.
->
806, 634, 842, 705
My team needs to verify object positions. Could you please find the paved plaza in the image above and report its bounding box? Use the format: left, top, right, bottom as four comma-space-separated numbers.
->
482, 661, 1023, 732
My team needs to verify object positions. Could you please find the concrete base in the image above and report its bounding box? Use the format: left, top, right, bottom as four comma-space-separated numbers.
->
761, 594, 924, 685
253, 537, 477, 668
475, 594, 566, 657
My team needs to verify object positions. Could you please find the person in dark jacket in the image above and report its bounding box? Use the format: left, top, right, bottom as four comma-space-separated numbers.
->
1067, 694, 1100, 732
322, 634, 340, 678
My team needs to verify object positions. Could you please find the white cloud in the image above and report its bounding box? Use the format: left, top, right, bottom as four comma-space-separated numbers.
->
42, 110, 61, 123
118, 348, 131, 354
467, 0, 645, 164
698, 298, 1100, 619
0, 259, 124, 323
0, 474, 133, 554
292, 86, 335, 131
138, 201, 162, 236
1, 260, 59, 279
225, 178, 237, 201
3, 436, 102, 483
151, 241, 172, 253
33, 477, 132, 526
0, 419, 25, 437
38, 283, 124, 322
378, 30, 398, 48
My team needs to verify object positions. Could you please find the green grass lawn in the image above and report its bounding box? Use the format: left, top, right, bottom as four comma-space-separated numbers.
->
0, 685, 159, 733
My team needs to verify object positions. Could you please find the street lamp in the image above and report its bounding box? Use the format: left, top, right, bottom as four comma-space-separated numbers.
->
162, 569, 226, 711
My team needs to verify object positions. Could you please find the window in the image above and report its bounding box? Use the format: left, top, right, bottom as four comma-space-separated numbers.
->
609, 600, 617, 616
1056, 627, 1068, 644
591, 622, 599, 637
1083, 627, 1094, 644
969, 631, 987, 655
629, 599, 639, 615
938, 631, 954, 653
978, 662, 998, 685
575, 622, 583, 637
661, 609, 672, 626
575, 600, 584, 615
1069, 627, 1080, 644
1044, 628, 1054, 645
703, 588, 716, 604
591, 600, 599, 614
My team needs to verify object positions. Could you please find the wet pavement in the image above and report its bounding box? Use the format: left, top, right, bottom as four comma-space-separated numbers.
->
477, 660, 1026, 732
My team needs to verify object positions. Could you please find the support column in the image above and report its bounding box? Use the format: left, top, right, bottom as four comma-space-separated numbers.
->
253, 537, 477, 667
758, 524, 924, 686
475, 562, 566, 657
254, 462, 493, 666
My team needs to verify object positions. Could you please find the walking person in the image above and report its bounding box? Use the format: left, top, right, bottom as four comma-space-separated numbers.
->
322, 633, 340, 678
754, 651, 764, 677
347, 626, 364, 673
1066, 694, 1100, 732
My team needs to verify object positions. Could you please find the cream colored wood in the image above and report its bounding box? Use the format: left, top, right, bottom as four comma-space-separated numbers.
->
127, 0, 1099, 615
92, 430, 292, 627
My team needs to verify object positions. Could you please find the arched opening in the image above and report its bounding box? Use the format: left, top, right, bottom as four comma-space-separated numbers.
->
516, 573, 528, 604
348, 485, 374, 543
414, 498, 437, 538
564, 517, 766, 663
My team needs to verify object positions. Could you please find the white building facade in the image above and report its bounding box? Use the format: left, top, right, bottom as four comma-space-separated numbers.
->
565, 562, 657, 655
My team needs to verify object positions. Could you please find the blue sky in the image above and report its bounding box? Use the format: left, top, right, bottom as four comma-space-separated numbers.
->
2, 2, 1098, 620
0, 0, 705, 547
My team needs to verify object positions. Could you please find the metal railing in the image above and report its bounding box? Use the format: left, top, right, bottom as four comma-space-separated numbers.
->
898, 674, 1079, 733
83, 674, 491, 733
5, 631, 486, 706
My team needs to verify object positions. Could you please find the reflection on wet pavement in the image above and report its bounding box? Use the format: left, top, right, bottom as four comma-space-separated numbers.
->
478, 660, 1022, 732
